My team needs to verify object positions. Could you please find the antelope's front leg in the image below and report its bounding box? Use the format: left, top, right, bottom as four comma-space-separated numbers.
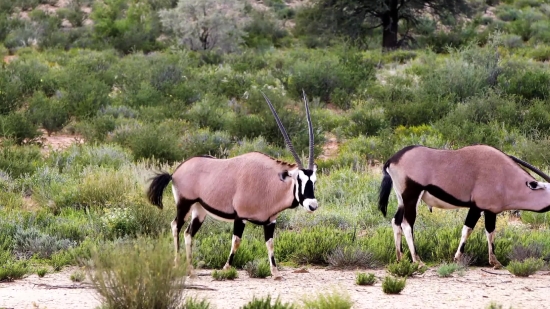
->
484, 211, 502, 269
224, 219, 246, 270
264, 221, 282, 280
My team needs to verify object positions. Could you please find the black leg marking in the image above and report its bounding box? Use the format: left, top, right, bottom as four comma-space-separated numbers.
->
464, 207, 482, 229
264, 222, 276, 242
174, 200, 193, 251
491, 242, 495, 252
484, 211, 497, 233
228, 253, 235, 265
459, 242, 466, 253
394, 207, 405, 226
234, 219, 246, 238
270, 256, 276, 267
185, 216, 204, 237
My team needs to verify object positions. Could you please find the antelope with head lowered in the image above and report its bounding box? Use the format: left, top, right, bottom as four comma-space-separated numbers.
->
378, 144, 550, 268
147, 92, 318, 279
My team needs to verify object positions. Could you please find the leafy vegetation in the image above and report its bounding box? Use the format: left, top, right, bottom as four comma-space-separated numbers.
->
507, 258, 544, 277
355, 272, 376, 286
212, 267, 239, 281
382, 276, 406, 294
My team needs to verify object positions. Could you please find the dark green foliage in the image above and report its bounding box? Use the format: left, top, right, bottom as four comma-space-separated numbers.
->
382, 276, 406, 294
387, 259, 421, 277
243, 10, 289, 49
0, 144, 43, 178
498, 65, 550, 100
184, 297, 211, 309
0, 257, 28, 282
28, 91, 69, 136
507, 258, 544, 277
355, 272, 376, 286
0, 113, 41, 145
245, 259, 272, 278
241, 295, 295, 309
211, 267, 238, 280
327, 245, 377, 269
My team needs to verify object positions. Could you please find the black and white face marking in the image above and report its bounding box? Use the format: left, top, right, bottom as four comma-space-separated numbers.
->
289, 165, 318, 212
527, 181, 550, 190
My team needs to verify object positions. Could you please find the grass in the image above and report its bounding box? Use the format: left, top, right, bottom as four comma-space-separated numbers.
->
184, 297, 211, 309
387, 259, 421, 277
300, 290, 353, 309
507, 258, 544, 277
241, 295, 295, 309
355, 272, 376, 286
382, 276, 406, 294
0, 260, 28, 282
70, 270, 85, 282
245, 259, 271, 279
88, 236, 187, 309
437, 263, 465, 278
212, 268, 238, 281
36, 268, 47, 278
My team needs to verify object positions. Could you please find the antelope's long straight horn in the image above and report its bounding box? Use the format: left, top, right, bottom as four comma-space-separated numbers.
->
261, 91, 303, 168
302, 90, 314, 170
509, 155, 550, 182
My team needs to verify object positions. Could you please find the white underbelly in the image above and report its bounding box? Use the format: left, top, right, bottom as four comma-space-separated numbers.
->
421, 191, 462, 210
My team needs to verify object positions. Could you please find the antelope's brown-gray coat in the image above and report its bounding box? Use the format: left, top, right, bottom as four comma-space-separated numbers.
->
379, 144, 550, 268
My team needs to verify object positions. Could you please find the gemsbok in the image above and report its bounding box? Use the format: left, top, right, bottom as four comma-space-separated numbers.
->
147, 91, 318, 279
378, 144, 550, 268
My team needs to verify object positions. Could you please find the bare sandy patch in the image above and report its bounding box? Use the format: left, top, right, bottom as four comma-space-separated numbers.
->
2, 267, 550, 309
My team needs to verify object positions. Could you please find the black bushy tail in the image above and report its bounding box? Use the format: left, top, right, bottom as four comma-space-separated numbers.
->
147, 172, 172, 209
378, 161, 393, 217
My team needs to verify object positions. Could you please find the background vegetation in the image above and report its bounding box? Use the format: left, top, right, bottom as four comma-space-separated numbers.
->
2, 0, 550, 307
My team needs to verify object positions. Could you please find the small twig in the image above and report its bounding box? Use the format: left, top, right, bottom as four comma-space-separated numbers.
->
481, 269, 510, 276
32, 283, 94, 289
185, 285, 217, 291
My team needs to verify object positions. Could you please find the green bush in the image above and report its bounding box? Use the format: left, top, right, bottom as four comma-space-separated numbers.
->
37, 268, 47, 277
212, 267, 238, 280
90, 237, 187, 309
300, 291, 353, 309
12, 227, 75, 259
327, 245, 377, 269
437, 263, 465, 277
507, 258, 544, 277
0, 113, 41, 145
241, 295, 295, 309
0, 144, 43, 178
28, 91, 70, 136
387, 259, 421, 277
382, 276, 406, 294
0, 258, 29, 282
355, 272, 376, 286
498, 64, 550, 100
183, 297, 211, 309
245, 259, 272, 279
70, 270, 86, 282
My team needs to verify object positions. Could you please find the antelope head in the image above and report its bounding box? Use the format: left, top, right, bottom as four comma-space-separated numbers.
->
262, 90, 318, 212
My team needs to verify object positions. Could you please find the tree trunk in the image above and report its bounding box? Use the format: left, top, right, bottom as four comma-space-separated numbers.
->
381, 10, 399, 51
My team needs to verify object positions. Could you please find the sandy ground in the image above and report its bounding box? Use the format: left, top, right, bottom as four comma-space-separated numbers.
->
2, 266, 550, 309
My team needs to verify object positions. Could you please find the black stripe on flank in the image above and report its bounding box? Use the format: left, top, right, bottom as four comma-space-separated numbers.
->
196, 198, 237, 220
424, 183, 476, 208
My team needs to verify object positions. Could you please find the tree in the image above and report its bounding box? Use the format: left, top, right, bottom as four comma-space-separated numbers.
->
298, 0, 472, 50
159, 0, 247, 53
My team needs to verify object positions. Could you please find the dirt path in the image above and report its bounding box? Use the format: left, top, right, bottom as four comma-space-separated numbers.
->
2, 266, 550, 309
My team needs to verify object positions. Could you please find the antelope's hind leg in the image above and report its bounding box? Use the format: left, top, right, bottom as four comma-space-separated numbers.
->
264, 221, 282, 280
184, 204, 207, 277
399, 185, 424, 266
223, 219, 246, 270
171, 199, 194, 264
484, 211, 502, 269
454, 207, 481, 263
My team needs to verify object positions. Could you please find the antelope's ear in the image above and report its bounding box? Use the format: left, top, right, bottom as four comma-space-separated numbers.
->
312, 164, 317, 173
287, 168, 300, 178
527, 181, 550, 190
278, 170, 289, 181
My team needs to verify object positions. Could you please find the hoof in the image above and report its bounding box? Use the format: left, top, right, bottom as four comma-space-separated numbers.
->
492, 263, 503, 270
222, 263, 231, 271
273, 275, 284, 281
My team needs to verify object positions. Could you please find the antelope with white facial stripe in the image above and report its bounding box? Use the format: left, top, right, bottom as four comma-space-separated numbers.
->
147, 91, 318, 279
378, 144, 550, 268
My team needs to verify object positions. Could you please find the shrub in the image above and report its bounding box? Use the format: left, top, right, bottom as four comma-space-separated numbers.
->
184, 297, 211, 309
301, 290, 353, 309
0, 144, 43, 178
241, 295, 295, 309
387, 259, 420, 277
508, 243, 546, 262
212, 267, 238, 281
507, 258, 544, 277
355, 272, 376, 286
61, 78, 111, 119
70, 270, 86, 282
243, 10, 289, 49
327, 245, 377, 269
12, 227, 75, 259
28, 91, 70, 136
37, 268, 47, 277
498, 64, 550, 100
382, 276, 406, 294
437, 263, 465, 277
245, 259, 271, 279
0, 113, 41, 145
89, 237, 187, 309
0, 259, 28, 282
